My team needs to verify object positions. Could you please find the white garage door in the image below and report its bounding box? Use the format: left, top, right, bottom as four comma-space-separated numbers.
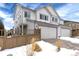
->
61, 28, 71, 37
40, 27, 57, 39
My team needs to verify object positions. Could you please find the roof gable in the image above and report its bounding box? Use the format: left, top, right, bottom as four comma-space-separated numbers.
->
36, 5, 59, 17
45, 6, 61, 18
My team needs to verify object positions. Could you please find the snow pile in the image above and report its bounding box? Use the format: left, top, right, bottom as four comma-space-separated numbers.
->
60, 37, 79, 44
0, 40, 78, 56
0, 46, 27, 56
35, 41, 78, 56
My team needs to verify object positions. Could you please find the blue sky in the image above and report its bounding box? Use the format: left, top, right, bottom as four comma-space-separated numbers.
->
0, 3, 79, 30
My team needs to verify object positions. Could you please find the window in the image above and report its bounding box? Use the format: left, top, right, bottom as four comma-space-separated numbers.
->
40, 14, 48, 20
55, 18, 58, 22
45, 16, 48, 20
24, 12, 30, 18
52, 17, 54, 21
52, 17, 58, 22
72, 30, 75, 31
40, 14, 43, 19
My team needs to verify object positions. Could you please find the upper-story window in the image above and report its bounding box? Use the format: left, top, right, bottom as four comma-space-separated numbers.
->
52, 17, 54, 21
55, 18, 58, 22
52, 16, 58, 22
40, 14, 48, 20
24, 12, 30, 18
45, 16, 48, 20
40, 14, 43, 19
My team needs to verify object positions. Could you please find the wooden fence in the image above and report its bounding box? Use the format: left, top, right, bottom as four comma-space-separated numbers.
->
0, 29, 41, 50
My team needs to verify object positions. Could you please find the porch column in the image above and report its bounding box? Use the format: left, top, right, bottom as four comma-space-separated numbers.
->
22, 24, 23, 35
22, 10, 24, 36
19, 26, 21, 35
57, 26, 61, 39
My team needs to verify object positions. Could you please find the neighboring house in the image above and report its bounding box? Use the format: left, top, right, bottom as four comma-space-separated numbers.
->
0, 19, 4, 36
64, 20, 79, 37
6, 29, 14, 36
14, 4, 71, 39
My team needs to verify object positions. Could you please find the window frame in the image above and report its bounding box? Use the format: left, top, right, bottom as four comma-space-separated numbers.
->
40, 14, 48, 21
52, 17, 54, 21
55, 17, 58, 22
52, 16, 58, 22
24, 11, 31, 18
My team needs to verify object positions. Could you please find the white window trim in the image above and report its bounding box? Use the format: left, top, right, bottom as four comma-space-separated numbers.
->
40, 14, 48, 21
51, 16, 58, 22
24, 11, 31, 19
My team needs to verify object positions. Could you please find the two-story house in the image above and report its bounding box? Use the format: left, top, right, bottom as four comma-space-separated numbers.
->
14, 4, 71, 39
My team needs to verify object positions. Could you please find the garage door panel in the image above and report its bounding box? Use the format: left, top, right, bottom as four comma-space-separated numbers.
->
61, 29, 71, 37
41, 27, 57, 39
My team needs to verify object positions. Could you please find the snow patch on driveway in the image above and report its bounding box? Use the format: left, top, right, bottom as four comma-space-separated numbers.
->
60, 37, 79, 44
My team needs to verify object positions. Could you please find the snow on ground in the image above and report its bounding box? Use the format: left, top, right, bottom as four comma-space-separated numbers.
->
60, 37, 79, 44
0, 40, 78, 56
35, 41, 78, 56
0, 46, 27, 56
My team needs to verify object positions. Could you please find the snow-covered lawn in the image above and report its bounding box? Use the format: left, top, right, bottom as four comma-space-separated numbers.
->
0, 40, 78, 56
60, 37, 79, 44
